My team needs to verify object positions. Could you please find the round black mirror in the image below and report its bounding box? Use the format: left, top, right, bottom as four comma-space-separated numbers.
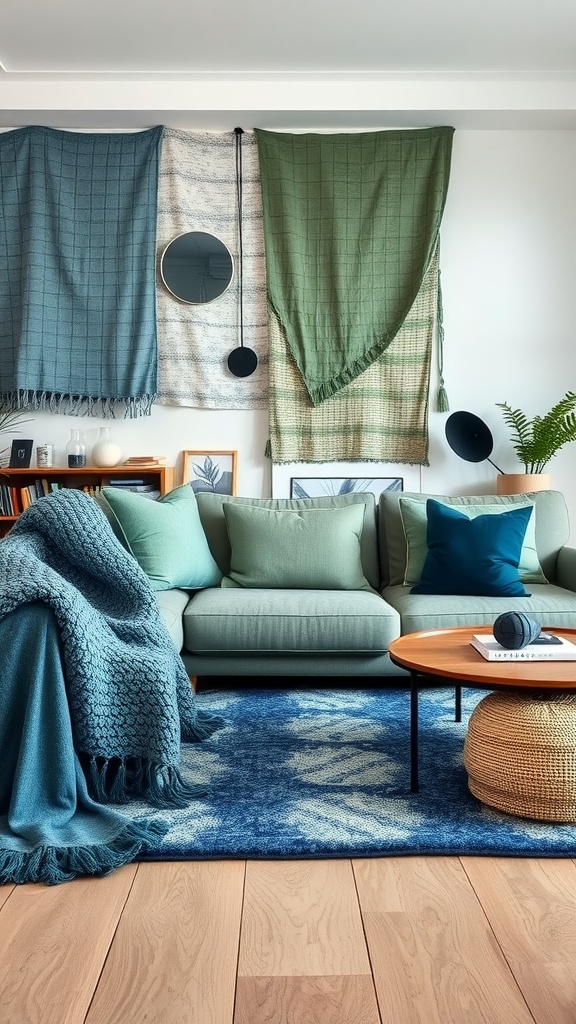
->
160, 231, 234, 304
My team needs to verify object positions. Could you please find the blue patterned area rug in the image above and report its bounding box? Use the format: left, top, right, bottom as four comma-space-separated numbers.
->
125, 687, 576, 860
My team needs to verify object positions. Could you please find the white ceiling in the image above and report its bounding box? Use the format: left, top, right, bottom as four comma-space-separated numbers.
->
1, 0, 575, 129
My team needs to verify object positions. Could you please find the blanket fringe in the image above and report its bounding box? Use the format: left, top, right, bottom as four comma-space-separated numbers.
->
180, 708, 224, 743
85, 755, 208, 809
0, 389, 156, 419
0, 818, 168, 886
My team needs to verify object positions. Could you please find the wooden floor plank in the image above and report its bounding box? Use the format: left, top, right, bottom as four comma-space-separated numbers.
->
463, 856, 576, 1024
5, 853, 576, 1024
353, 856, 535, 1024
238, 859, 371, 978
85, 860, 245, 1024
234, 975, 381, 1024
0, 884, 15, 911
0, 865, 137, 1024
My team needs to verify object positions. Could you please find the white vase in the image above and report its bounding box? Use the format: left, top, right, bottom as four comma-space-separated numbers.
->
92, 427, 122, 468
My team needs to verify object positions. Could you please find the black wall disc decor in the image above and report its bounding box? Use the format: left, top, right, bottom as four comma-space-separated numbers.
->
445, 410, 504, 473
228, 346, 258, 377
228, 126, 258, 379
445, 411, 493, 462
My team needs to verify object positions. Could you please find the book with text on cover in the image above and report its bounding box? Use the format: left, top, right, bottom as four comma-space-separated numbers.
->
471, 633, 576, 661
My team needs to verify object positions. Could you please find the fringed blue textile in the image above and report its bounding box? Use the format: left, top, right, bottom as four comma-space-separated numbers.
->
0, 493, 223, 885
0, 126, 163, 418
0, 820, 170, 887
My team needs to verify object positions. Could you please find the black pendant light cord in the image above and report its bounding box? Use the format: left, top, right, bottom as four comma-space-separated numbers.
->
234, 127, 244, 349
227, 127, 257, 378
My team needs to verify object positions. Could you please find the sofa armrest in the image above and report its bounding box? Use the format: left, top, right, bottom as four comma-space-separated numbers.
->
555, 546, 576, 593
155, 588, 192, 652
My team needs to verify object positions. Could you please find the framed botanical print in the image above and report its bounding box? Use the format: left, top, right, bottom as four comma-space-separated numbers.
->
182, 450, 237, 495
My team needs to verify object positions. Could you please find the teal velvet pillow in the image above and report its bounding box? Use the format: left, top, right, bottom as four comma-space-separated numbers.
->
101, 484, 222, 592
410, 499, 532, 597
398, 496, 547, 586
222, 502, 370, 590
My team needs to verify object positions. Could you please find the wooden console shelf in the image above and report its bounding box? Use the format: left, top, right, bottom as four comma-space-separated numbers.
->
0, 464, 175, 536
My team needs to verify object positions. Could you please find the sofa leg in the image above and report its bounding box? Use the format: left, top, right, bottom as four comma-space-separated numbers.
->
189, 675, 198, 692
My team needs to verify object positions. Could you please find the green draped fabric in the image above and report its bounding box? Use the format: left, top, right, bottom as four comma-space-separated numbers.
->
255, 127, 454, 406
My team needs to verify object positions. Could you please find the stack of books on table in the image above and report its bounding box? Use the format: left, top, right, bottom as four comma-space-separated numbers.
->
471, 633, 576, 661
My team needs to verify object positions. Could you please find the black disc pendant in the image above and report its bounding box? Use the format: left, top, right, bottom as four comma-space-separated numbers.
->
227, 346, 258, 377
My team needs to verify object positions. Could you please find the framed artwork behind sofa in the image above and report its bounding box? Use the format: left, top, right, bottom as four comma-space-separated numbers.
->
290, 476, 403, 500
182, 450, 237, 495
272, 461, 421, 498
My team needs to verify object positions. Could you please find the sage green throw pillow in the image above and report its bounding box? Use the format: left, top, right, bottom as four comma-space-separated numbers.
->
102, 484, 222, 591
222, 502, 370, 589
398, 496, 547, 586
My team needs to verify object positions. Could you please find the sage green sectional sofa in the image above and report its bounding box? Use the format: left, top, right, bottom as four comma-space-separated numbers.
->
154, 487, 576, 680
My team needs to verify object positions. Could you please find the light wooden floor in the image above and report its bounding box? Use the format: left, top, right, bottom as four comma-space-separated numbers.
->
1, 856, 576, 1023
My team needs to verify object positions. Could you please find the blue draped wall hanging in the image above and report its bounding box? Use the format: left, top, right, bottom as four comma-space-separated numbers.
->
0, 125, 163, 418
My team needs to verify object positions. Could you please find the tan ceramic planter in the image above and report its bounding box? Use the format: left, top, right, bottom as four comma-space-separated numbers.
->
496, 472, 552, 495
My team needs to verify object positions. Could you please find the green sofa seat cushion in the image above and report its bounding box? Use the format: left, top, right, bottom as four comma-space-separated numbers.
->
183, 587, 400, 654
382, 583, 576, 635
101, 484, 222, 591
222, 502, 370, 590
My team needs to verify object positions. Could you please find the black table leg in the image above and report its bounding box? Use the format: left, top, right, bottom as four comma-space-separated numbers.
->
410, 670, 419, 793
455, 684, 462, 722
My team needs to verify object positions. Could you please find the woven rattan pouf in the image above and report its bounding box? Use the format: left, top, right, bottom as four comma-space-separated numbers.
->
464, 691, 576, 822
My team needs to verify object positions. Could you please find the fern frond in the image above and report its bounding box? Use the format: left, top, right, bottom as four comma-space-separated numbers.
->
497, 392, 576, 473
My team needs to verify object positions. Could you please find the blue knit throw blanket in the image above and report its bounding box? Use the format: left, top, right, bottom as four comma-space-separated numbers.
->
0, 126, 162, 418
0, 489, 221, 808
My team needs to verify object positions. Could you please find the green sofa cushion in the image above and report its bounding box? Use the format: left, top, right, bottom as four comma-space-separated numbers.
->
195, 491, 381, 590
222, 502, 370, 590
410, 499, 532, 597
379, 489, 570, 587
382, 582, 576, 635
101, 484, 222, 592
183, 587, 399, 654
399, 496, 547, 586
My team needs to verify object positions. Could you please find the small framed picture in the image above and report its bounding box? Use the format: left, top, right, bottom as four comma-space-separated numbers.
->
289, 476, 403, 500
182, 450, 237, 495
9, 439, 34, 468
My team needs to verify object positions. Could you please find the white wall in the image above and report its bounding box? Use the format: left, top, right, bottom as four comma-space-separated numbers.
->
425, 130, 576, 528
16, 129, 576, 529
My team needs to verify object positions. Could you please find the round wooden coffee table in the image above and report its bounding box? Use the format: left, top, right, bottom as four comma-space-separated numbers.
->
389, 626, 576, 799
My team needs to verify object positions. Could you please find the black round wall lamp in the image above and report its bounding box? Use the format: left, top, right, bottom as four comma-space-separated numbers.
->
445, 411, 504, 474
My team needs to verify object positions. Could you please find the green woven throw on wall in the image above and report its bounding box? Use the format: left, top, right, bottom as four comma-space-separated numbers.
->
255, 127, 454, 406
268, 247, 438, 465
0, 126, 163, 418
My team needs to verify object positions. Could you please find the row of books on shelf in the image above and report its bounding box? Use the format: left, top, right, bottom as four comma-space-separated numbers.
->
0, 479, 161, 515
0, 478, 60, 515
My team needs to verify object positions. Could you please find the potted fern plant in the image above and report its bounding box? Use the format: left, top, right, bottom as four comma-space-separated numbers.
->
495, 391, 576, 494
